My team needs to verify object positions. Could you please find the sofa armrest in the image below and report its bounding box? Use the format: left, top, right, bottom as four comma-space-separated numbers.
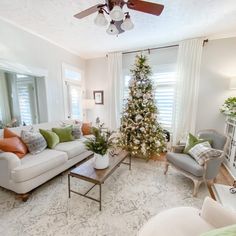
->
201, 197, 236, 228
171, 145, 185, 153
0, 152, 21, 170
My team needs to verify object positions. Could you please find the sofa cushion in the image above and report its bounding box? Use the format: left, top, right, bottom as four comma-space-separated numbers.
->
166, 152, 204, 177
11, 149, 68, 182
54, 140, 87, 159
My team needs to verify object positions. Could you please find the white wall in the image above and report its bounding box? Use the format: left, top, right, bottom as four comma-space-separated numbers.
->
196, 37, 236, 133
0, 19, 85, 122
85, 57, 109, 125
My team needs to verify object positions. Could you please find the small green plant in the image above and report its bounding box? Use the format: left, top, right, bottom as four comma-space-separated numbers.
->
84, 127, 113, 156
220, 97, 236, 117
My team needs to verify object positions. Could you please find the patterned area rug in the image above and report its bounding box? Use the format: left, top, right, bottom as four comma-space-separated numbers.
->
0, 159, 209, 236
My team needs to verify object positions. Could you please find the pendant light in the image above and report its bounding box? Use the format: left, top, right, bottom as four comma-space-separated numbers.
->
106, 20, 119, 35
110, 5, 124, 21
121, 13, 134, 31
94, 9, 108, 26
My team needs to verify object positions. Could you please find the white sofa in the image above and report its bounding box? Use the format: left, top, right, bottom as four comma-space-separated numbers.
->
138, 197, 236, 236
0, 121, 93, 197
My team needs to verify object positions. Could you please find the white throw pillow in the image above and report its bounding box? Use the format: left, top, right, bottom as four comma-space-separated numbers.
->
188, 141, 222, 165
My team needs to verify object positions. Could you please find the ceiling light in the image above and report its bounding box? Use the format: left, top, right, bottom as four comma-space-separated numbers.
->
106, 21, 119, 35
121, 13, 134, 31
110, 5, 124, 21
94, 9, 108, 26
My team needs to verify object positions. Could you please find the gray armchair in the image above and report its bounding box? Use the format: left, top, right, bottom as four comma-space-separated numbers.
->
164, 129, 228, 196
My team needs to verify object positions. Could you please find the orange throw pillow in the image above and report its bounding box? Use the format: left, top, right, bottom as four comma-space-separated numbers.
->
0, 137, 28, 158
2, 128, 28, 158
82, 123, 92, 135
4, 128, 20, 138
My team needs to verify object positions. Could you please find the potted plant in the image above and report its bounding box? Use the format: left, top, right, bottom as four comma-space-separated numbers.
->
85, 127, 113, 169
220, 97, 236, 117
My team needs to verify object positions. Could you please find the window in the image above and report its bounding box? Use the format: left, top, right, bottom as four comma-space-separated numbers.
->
123, 72, 176, 132
66, 83, 82, 119
62, 64, 83, 120
16, 75, 39, 125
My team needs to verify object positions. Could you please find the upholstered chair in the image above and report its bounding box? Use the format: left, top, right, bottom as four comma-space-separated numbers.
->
164, 130, 228, 196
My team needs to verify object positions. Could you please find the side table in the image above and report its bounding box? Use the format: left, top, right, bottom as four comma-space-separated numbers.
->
212, 183, 236, 211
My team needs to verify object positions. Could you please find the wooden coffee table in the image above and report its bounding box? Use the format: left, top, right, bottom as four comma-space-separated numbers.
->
68, 150, 131, 210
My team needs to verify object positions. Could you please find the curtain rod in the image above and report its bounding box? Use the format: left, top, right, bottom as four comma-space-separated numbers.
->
121, 39, 209, 55
122, 44, 179, 55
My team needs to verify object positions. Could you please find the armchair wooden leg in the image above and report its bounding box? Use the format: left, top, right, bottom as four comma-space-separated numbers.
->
164, 161, 169, 175
193, 180, 201, 197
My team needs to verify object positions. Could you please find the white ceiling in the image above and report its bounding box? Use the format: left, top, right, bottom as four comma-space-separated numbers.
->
0, 0, 236, 59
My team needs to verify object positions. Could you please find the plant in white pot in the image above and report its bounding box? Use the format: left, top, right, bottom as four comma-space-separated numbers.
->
85, 127, 113, 169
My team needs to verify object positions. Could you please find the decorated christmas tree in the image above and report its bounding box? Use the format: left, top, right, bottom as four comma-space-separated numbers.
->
119, 54, 166, 159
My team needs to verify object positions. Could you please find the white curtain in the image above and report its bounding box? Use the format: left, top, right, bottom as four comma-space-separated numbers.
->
108, 52, 123, 131
0, 72, 11, 124
172, 38, 204, 144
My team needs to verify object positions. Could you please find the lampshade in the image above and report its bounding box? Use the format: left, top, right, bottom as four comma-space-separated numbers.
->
94, 10, 108, 26
121, 14, 134, 31
83, 99, 95, 110
229, 77, 236, 90
106, 21, 119, 35
110, 5, 124, 21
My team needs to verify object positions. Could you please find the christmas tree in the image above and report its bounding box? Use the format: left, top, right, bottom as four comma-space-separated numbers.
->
119, 54, 166, 159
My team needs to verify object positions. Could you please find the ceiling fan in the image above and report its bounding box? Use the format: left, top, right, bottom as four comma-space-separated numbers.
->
74, 0, 164, 35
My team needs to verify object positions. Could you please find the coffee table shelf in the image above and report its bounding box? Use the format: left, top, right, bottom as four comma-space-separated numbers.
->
68, 150, 131, 210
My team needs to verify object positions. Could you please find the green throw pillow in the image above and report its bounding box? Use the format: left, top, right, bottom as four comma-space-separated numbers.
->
52, 126, 74, 143
39, 129, 59, 149
184, 133, 208, 154
200, 224, 236, 236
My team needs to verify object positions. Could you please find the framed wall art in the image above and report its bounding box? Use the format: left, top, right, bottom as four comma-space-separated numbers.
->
93, 90, 104, 105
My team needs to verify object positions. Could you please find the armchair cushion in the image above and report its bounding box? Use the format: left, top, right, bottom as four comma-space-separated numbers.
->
188, 142, 222, 165
166, 152, 204, 177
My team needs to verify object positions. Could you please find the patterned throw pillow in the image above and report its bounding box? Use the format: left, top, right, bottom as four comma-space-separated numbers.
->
21, 130, 47, 154
61, 121, 82, 139
188, 141, 222, 165
72, 125, 82, 139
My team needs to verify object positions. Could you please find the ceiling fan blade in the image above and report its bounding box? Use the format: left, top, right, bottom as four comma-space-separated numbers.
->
127, 0, 164, 16
74, 4, 105, 19
114, 20, 125, 34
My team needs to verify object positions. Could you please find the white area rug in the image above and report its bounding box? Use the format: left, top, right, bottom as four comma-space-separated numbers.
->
0, 159, 209, 236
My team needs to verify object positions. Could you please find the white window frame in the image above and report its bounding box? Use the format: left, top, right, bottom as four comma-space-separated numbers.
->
62, 63, 85, 120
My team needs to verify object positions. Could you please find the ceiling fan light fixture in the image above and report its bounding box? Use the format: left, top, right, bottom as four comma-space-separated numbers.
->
121, 13, 134, 31
110, 5, 124, 21
94, 9, 108, 26
106, 21, 119, 35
